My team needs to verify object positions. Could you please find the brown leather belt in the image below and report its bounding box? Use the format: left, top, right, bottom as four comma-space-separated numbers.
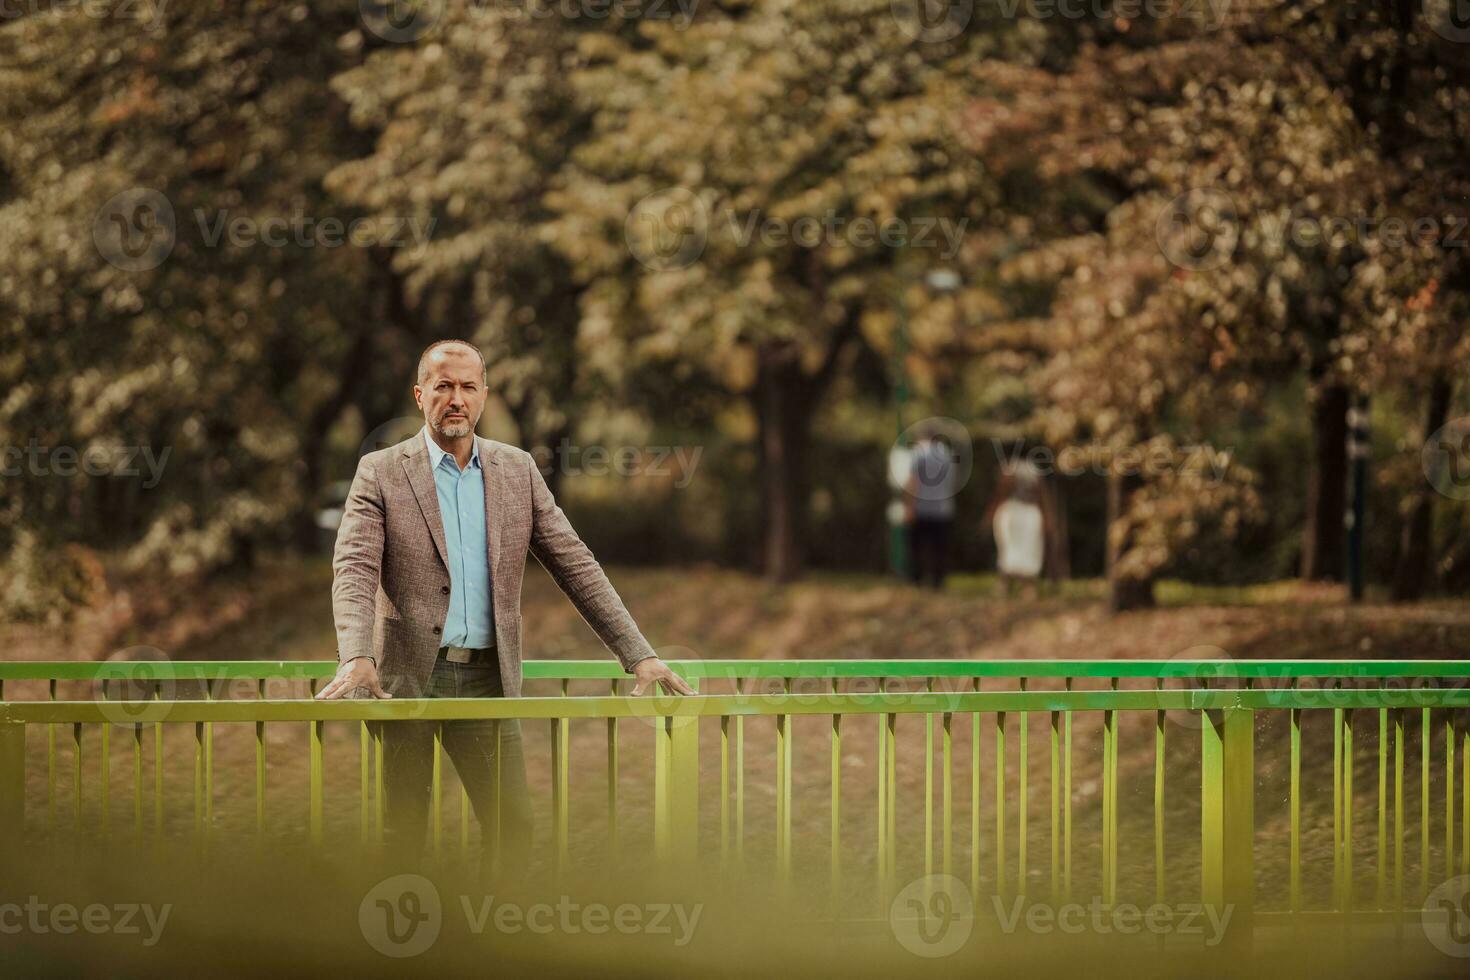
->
438, 645, 495, 665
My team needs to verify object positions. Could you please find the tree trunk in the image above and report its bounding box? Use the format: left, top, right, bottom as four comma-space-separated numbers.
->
1393, 374, 1453, 601
755, 341, 811, 583
1301, 381, 1349, 582
1106, 470, 1155, 612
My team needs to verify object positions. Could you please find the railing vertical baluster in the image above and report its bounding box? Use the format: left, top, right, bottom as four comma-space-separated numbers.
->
608, 679, 619, 855
994, 710, 1006, 901
1462, 725, 1469, 878
720, 715, 731, 873
0, 722, 23, 846
1344, 708, 1355, 911
1291, 703, 1302, 912
492, 722, 503, 861
308, 719, 323, 848
1421, 705, 1431, 902
132, 723, 143, 842
1394, 708, 1405, 911
47, 680, 56, 832
100, 680, 110, 838
375, 729, 386, 845
971, 677, 981, 901
433, 723, 445, 867
877, 681, 888, 898
885, 710, 897, 890
204, 681, 214, 831
780, 680, 791, 881
193, 721, 204, 842
552, 716, 569, 875
460, 783, 470, 859
924, 678, 934, 879
360, 722, 371, 845
1063, 679, 1073, 902
736, 678, 746, 873
1103, 704, 1112, 908
1018, 678, 1028, 898
256, 680, 266, 840
154, 685, 163, 839
1050, 705, 1060, 903
654, 713, 671, 866
1201, 706, 1254, 953
831, 710, 841, 910
1377, 706, 1387, 909
1332, 694, 1343, 908
941, 711, 952, 879
775, 711, 787, 879
1446, 713, 1456, 883
73, 723, 83, 833
1155, 678, 1166, 908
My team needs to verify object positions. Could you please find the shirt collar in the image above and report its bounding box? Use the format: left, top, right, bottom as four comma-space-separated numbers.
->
422, 426, 480, 472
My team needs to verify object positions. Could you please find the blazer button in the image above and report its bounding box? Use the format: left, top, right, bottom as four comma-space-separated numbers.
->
441, 585, 450, 595
432, 626, 441, 635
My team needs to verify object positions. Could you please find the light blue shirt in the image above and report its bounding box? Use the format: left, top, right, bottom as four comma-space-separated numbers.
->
423, 427, 494, 648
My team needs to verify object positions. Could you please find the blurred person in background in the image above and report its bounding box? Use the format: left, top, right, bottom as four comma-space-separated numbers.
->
903, 422, 959, 590
984, 460, 1069, 597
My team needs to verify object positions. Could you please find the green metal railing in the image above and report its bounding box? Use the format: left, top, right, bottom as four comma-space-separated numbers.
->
2, 658, 1468, 934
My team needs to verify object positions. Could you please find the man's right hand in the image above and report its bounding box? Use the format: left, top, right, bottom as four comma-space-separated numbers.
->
315, 657, 392, 700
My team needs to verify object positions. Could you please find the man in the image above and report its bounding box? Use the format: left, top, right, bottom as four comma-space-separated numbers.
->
903, 423, 958, 590
317, 339, 692, 874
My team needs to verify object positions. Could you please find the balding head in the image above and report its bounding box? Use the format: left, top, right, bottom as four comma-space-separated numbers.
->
417, 339, 487, 386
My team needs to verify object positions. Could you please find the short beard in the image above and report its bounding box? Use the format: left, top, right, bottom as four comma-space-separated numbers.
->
434, 417, 473, 439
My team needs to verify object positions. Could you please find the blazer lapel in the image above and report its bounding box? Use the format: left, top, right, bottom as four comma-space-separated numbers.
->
403, 436, 449, 571
480, 436, 503, 579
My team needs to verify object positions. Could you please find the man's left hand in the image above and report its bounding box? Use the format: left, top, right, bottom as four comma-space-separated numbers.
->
631, 657, 695, 696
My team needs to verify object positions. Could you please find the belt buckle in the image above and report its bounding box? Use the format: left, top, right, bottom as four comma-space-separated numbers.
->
445, 645, 472, 664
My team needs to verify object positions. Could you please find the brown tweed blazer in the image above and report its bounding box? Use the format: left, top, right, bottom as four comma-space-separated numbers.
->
331, 431, 657, 697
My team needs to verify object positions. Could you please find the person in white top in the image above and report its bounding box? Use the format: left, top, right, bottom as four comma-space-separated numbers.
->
983, 460, 1068, 596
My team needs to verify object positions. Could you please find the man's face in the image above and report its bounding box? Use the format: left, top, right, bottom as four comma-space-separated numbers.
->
414, 347, 487, 440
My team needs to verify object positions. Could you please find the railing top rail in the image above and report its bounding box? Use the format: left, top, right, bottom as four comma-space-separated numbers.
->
3, 687, 1469, 724
2, 658, 1469, 683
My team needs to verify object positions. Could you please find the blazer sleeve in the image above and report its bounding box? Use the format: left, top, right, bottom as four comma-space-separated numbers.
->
524, 451, 658, 673
331, 452, 386, 666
